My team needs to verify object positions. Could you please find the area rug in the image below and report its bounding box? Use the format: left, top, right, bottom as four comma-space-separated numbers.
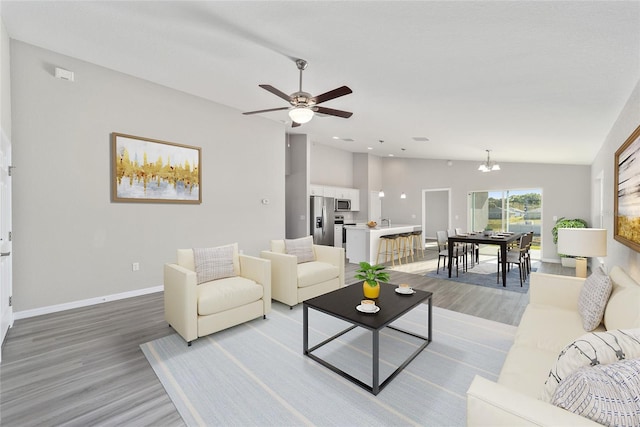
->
141, 303, 516, 426
425, 261, 537, 293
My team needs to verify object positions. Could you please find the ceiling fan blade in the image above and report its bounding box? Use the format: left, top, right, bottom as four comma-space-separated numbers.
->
291, 121, 301, 128
311, 86, 352, 105
243, 107, 290, 115
313, 106, 353, 118
259, 84, 293, 102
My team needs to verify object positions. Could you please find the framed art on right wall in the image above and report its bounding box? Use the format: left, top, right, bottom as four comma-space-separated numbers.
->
614, 124, 640, 252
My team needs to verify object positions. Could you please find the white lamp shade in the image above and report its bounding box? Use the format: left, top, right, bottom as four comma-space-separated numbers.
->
288, 107, 314, 124
557, 228, 607, 257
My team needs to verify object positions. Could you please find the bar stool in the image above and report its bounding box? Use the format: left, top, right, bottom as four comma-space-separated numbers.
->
399, 232, 413, 263
411, 230, 424, 259
376, 234, 401, 266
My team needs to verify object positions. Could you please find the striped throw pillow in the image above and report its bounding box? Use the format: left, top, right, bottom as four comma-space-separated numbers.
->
578, 266, 612, 331
551, 358, 640, 427
541, 329, 640, 402
193, 245, 236, 284
285, 236, 315, 264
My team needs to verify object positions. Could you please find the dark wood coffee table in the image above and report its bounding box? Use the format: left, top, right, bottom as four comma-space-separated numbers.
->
303, 282, 432, 395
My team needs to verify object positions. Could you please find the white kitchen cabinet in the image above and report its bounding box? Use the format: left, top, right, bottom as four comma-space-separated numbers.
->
310, 184, 360, 210
348, 189, 360, 211
310, 185, 324, 196
323, 186, 337, 197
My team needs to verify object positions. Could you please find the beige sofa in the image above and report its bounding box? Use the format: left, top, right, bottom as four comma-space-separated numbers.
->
261, 239, 344, 307
467, 266, 640, 426
164, 244, 271, 345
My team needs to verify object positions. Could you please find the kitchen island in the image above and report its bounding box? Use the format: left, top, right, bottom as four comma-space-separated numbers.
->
345, 224, 422, 265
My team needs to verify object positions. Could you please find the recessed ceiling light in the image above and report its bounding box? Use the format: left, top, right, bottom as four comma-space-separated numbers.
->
367, 147, 373, 150
332, 136, 340, 140
388, 154, 394, 157
412, 137, 430, 142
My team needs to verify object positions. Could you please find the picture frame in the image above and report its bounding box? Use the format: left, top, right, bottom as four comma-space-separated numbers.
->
614, 124, 640, 251
111, 132, 201, 204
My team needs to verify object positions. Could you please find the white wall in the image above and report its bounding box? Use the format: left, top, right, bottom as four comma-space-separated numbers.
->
591, 79, 640, 280
309, 142, 353, 187
11, 41, 285, 312
1, 17, 9, 137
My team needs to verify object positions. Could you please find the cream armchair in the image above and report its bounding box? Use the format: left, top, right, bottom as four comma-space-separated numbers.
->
164, 243, 271, 345
260, 237, 344, 308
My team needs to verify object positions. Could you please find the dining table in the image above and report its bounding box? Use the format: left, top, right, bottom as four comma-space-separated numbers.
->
447, 232, 524, 286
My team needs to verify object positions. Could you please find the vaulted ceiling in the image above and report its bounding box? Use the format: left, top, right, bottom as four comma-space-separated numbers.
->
2, 1, 639, 164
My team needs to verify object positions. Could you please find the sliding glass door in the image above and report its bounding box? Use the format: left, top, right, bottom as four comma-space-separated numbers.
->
469, 189, 542, 256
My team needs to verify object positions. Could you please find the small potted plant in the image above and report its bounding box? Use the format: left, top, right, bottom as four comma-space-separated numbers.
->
552, 217, 588, 266
355, 261, 390, 299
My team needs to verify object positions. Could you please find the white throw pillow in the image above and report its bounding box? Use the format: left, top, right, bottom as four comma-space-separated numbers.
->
578, 265, 612, 331
193, 244, 236, 284
551, 358, 640, 427
284, 236, 315, 264
541, 329, 640, 402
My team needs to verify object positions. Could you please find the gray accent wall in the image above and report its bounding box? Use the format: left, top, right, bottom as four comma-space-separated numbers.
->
285, 134, 310, 239
368, 157, 591, 262
10, 41, 285, 312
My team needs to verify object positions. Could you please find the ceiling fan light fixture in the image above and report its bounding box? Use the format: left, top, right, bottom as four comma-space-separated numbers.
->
288, 107, 314, 124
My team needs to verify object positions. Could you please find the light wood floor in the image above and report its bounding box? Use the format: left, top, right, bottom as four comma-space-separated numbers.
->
0, 247, 574, 426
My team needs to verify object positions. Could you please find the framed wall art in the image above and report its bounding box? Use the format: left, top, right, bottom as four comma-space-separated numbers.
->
111, 132, 201, 204
614, 124, 640, 251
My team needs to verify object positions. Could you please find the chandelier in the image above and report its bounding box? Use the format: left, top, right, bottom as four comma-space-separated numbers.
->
478, 150, 500, 172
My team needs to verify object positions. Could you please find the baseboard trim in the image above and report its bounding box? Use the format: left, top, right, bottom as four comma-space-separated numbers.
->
13, 286, 164, 320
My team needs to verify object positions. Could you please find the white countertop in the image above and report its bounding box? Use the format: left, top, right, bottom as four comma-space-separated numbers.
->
344, 224, 420, 232
344, 224, 421, 264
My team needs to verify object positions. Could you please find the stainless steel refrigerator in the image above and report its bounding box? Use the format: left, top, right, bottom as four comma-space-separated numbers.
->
310, 196, 335, 246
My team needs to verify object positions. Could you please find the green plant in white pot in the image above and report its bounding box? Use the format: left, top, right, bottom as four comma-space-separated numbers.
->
552, 217, 588, 266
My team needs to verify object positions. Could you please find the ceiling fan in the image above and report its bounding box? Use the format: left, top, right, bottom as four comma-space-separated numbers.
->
243, 59, 353, 127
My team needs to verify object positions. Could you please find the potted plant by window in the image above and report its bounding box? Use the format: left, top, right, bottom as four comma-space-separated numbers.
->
552, 217, 588, 267
355, 261, 390, 299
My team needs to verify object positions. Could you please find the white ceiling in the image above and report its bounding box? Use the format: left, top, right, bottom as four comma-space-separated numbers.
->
2, 1, 639, 165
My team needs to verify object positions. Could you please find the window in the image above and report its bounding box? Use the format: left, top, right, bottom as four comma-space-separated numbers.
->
469, 189, 542, 256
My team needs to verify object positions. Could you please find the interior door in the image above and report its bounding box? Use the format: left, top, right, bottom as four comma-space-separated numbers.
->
0, 129, 12, 356
422, 189, 450, 239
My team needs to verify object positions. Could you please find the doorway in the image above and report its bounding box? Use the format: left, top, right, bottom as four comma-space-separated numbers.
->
0, 128, 12, 359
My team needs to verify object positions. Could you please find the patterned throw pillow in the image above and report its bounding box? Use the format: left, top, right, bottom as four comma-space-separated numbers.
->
541, 329, 640, 402
551, 358, 640, 427
193, 245, 236, 284
285, 236, 315, 264
578, 265, 612, 331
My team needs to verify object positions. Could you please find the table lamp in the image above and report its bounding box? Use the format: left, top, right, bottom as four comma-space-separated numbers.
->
557, 228, 607, 278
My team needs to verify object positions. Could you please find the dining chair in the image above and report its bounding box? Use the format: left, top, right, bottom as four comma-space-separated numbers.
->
496, 233, 531, 286
455, 227, 478, 265
437, 230, 465, 276
448, 229, 469, 271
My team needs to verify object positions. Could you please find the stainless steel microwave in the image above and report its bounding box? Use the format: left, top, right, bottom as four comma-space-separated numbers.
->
335, 199, 351, 211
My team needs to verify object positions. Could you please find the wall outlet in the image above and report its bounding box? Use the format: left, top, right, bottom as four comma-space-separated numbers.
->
132, 262, 140, 271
